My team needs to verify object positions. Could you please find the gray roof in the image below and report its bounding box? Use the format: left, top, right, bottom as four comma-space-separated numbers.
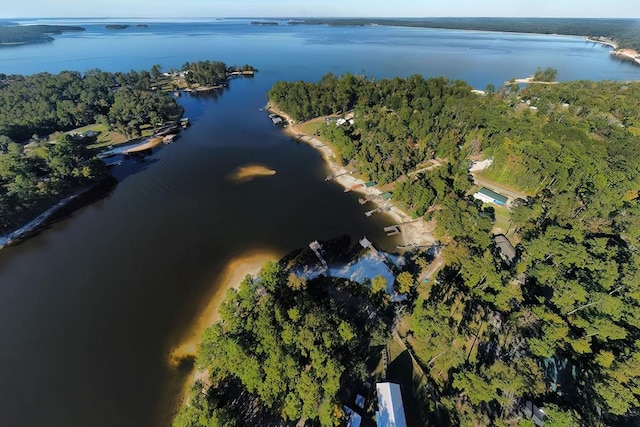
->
494, 234, 516, 262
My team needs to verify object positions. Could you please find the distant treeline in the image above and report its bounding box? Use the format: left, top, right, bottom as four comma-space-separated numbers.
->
0, 25, 85, 45
291, 18, 640, 50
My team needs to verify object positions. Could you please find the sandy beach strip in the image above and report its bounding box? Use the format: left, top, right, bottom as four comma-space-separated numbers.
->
611, 49, 640, 66
122, 136, 164, 153
0, 185, 97, 250
267, 103, 436, 248
169, 249, 280, 365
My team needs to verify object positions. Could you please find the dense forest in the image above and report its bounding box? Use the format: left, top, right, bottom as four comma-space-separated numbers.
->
175, 261, 390, 426
262, 74, 640, 424
0, 68, 182, 141
0, 24, 85, 45
291, 18, 640, 50
0, 134, 106, 234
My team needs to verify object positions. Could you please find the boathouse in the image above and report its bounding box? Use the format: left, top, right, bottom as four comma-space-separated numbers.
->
376, 382, 407, 427
473, 187, 508, 206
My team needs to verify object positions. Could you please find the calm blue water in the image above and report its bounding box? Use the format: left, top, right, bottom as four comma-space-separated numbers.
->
2, 18, 638, 86
0, 18, 638, 427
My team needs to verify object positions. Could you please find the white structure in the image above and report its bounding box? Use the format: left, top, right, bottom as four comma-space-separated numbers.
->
376, 383, 407, 427
473, 187, 508, 206
469, 158, 493, 172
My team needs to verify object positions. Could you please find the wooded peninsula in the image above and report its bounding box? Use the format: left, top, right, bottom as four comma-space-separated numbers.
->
177, 73, 640, 426
0, 60, 255, 238
0, 24, 85, 45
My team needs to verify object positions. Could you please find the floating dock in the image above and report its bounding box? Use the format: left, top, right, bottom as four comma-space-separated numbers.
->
309, 241, 328, 270
365, 205, 391, 217
384, 225, 401, 236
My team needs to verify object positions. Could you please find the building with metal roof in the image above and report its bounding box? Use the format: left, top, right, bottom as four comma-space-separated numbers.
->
376, 382, 407, 427
473, 187, 508, 206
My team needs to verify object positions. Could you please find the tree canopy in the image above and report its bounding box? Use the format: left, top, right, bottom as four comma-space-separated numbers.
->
176, 262, 388, 426
269, 73, 640, 425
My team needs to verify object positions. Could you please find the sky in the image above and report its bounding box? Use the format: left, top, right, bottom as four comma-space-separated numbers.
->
1, 0, 638, 19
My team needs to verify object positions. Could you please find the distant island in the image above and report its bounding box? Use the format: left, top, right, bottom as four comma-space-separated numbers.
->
0, 24, 85, 46
105, 24, 148, 29
251, 21, 279, 26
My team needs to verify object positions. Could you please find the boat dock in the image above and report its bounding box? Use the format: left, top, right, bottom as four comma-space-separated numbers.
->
268, 113, 285, 126
359, 236, 379, 257
309, 241, 329, 270
384, 225, 401, 236
365, 205, 391, 217
325, 171, 352, 181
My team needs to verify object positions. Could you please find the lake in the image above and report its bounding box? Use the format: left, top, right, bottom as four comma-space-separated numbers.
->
0, 19, 637, 427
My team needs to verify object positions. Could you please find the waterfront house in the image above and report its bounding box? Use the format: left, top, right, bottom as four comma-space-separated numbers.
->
473, 187, 508, 206
494, 234, 517, 265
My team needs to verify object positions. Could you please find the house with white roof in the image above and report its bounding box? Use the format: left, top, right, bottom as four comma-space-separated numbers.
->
376, 382, 407, 427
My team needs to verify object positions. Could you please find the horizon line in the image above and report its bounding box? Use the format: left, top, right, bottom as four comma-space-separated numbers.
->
2, 16, 639, 20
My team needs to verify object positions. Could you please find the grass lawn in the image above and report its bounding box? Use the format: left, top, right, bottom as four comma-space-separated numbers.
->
297, 119, 324, 136
378, 334, 433, 426
58, 123, 160, 150
492, 205, 511, 235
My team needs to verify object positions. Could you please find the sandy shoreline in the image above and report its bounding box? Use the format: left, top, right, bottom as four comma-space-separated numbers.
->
169, 250, 279, 364
611, 49, 640, 66
585, 37, 640, 67
268, 103, 436, 249
508, 76, 558, 85
0, 184, 99, 250
168, 250, 279, 417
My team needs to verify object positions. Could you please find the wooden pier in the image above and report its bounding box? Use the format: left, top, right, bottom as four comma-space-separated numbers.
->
359, 236, 380, 257
365, 205, 391, 217
325, 171, 351, 182
309, 241, 328, 270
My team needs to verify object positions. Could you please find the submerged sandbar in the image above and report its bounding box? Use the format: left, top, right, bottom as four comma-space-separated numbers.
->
227, 164, 276, 183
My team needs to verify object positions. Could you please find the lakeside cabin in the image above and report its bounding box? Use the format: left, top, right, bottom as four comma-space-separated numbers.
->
376, 383, 407, 427
473, 187, 508, 206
